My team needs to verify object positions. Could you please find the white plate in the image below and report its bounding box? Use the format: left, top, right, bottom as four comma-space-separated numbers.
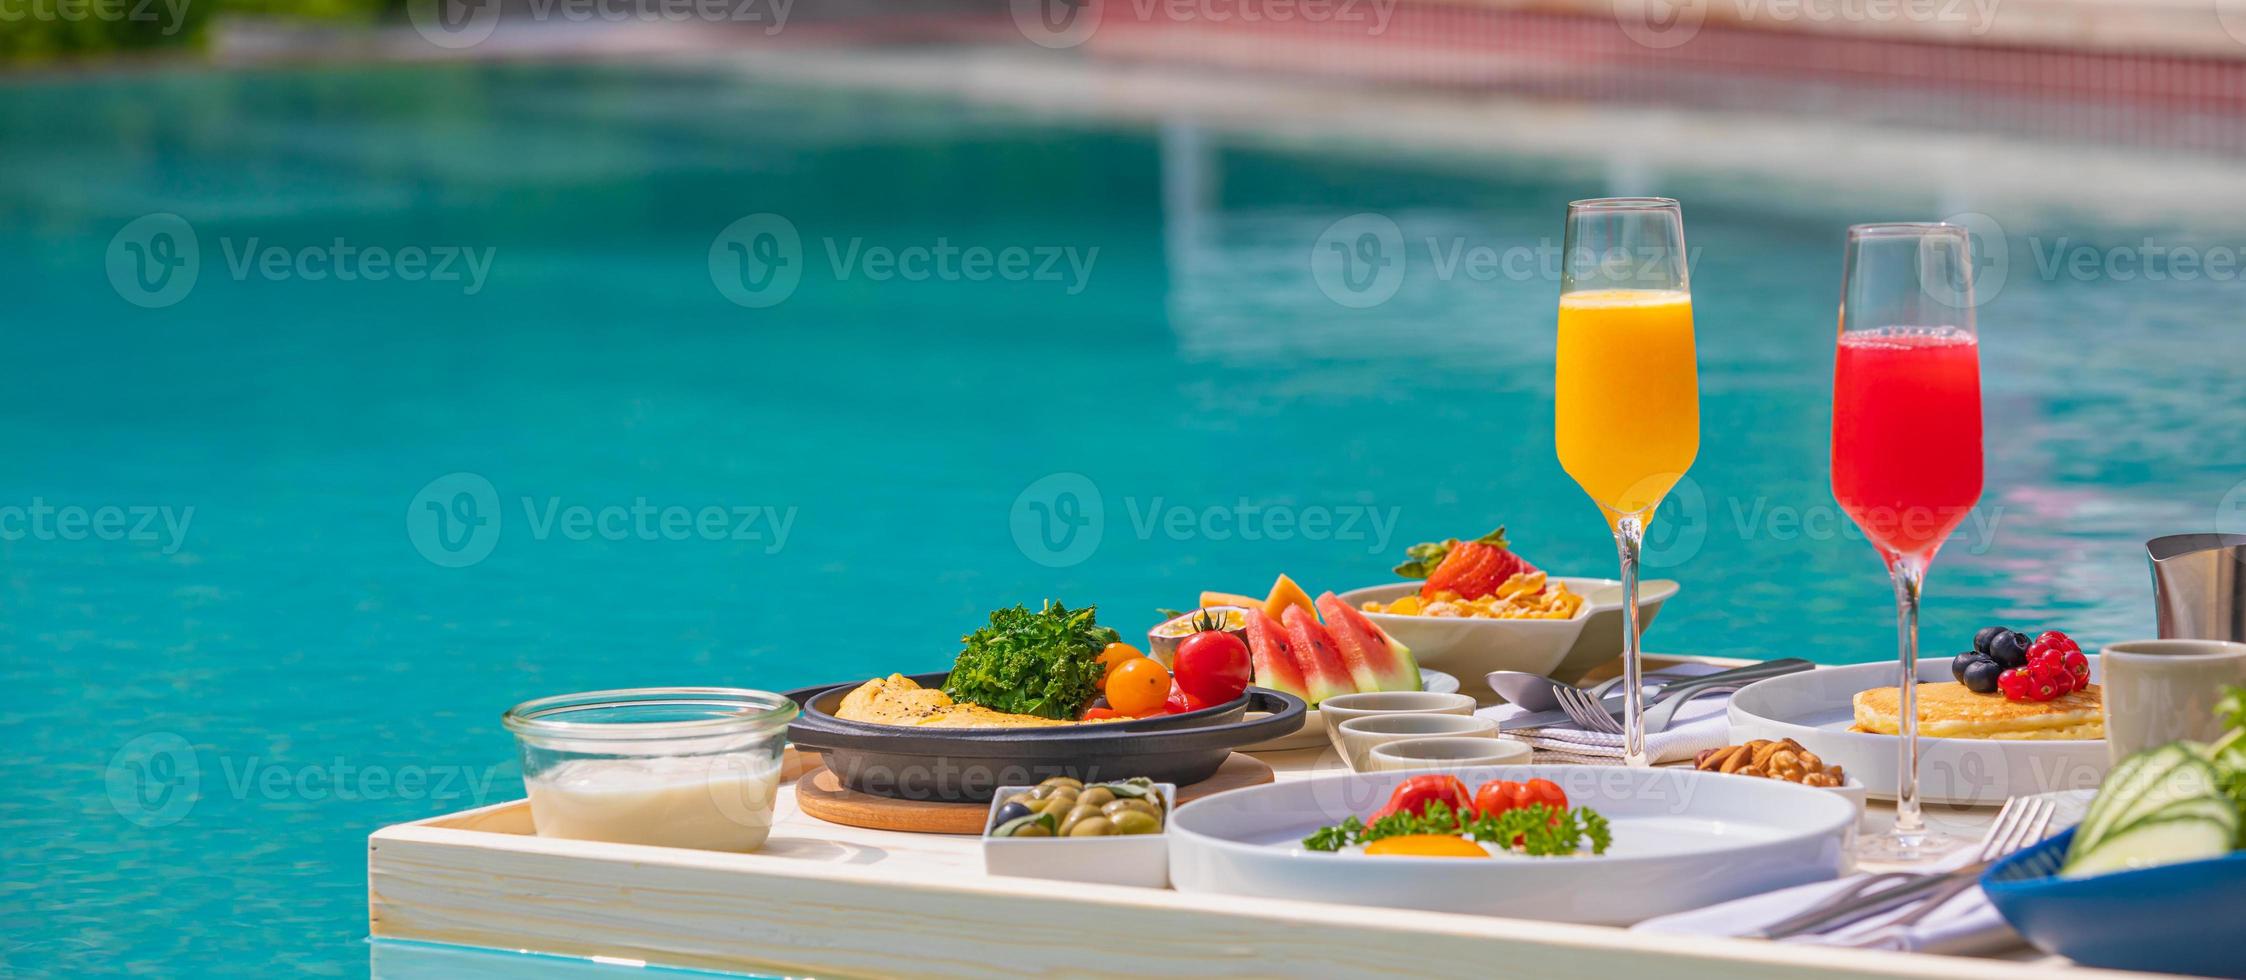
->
1241, 669, 1458, 753
1726, 656, 2111, 807
1339, 578, 1680, 700
1169, 765, 1853, 925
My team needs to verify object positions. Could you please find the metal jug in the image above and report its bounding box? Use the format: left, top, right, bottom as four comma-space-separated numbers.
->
2148, 533, 2246, 642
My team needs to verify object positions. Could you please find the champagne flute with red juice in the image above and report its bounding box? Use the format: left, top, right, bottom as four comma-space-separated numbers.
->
1831, 223, 1984, 863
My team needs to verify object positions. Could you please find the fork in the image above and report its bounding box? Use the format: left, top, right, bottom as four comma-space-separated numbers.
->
1552, 670, 1754, 734
1752, 795, 2057, 940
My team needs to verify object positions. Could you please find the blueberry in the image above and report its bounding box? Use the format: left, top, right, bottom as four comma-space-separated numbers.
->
1952, 651, 1985, 684
1973, 626, 2010, 655
1987, 629, 2032, 669
1962, 658, 2005, 694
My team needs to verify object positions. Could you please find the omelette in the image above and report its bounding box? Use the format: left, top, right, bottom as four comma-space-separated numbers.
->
835, 673, 1085, 728
1852, 680, 2104, 740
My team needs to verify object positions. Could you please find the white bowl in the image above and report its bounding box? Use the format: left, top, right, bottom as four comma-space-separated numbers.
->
1727, 656, 2110, 806
983, 782, 1176, 889
1241, 669, 1459, 753
1332, 713, 1500, 772
1365, 736, 1532, 772
1168, 765, 1854, 925
1338, 578, 1680, 700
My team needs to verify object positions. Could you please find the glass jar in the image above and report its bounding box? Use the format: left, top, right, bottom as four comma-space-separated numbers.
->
502, 688, 797, 852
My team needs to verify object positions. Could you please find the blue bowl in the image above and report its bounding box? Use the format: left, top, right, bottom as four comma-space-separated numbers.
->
1982, 827, 2246, 977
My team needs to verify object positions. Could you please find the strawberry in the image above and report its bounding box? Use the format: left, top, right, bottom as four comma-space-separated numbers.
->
1395, 527, 1538, 601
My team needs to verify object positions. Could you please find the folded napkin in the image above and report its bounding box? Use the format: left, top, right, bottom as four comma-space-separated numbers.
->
1631, 851, 2022, 955
1479, 690, 1731, 766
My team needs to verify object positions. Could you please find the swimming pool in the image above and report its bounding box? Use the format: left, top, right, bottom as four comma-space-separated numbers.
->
2, 59, 2242, 974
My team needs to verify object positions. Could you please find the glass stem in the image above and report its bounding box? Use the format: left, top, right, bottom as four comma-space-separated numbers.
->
1615, 513, 1648, 768
1890, 557, 1927, 840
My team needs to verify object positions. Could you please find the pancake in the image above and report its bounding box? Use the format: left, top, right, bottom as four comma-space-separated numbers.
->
1852, 680, 2104, 740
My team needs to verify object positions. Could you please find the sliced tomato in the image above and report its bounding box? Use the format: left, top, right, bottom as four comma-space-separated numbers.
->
1080, 706, 1127, 721
1472, 780, 1523, 819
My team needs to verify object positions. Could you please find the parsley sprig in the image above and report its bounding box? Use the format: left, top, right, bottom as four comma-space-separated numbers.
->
1301, 800, 1612, 857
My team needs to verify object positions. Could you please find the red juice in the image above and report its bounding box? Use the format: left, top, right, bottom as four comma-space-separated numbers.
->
1830, 328, 1984, 562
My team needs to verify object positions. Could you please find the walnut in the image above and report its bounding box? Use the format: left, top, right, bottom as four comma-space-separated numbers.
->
1692, 738, 1847, 787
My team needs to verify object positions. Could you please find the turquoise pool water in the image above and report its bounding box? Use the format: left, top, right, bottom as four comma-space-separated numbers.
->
3, 60, 2243, 975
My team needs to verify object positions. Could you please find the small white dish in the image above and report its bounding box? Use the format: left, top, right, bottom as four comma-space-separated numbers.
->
1241, 669, 1459, 754
1333, 713, 1498, 772
1727, 656, 2110, 806
1318, 690, 1477, 760
1365, 736, 1532, 772
1168, 765, 1853, 925
983, 782, 1176, 889
1339, 578, 1680, 700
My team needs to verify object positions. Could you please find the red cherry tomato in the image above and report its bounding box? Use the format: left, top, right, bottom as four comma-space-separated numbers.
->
1519, 778, 1568, 814
1373, 774, 1475, 822
1473, 780, 1522, 819
1173, 628, 1253, 705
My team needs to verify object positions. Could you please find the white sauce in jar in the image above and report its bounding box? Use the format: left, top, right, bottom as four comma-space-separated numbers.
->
524, 754, 782, 852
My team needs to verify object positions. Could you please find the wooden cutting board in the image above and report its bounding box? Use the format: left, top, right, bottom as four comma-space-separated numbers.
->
795, 752, 1275, 835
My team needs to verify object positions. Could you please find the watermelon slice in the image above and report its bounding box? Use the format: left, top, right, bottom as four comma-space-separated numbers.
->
1281, 604, 1356, 704
1315, 591, 1421, 693
1243, 607, 1310, 703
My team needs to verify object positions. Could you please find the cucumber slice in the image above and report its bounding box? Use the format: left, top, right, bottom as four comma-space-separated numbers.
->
2076, 748, 2153, 842
2072, 746, 2208, 857
2095, 796, 2237, 846
2061, 814, 2234, 878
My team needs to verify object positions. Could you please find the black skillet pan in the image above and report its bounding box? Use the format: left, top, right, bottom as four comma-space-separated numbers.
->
783, 672, 1307, 803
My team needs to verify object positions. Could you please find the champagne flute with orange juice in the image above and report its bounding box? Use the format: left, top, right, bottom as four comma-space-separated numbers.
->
1554, 197, 1699, 768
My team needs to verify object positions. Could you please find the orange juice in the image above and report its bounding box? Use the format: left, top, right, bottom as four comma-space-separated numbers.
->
1554, 289, 1700, 520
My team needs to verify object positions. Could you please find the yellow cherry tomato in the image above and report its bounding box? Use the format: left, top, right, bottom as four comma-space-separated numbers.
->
1104, 656, 1170, 716
1096, 641, 1146, 681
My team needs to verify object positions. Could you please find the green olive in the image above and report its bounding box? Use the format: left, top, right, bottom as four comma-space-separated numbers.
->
1010, 822, 1053, 837
1101, 798, 1157, 818
1108, 810, 1161, 835
1058, 803, 1103, 833
1038, 776, 1084, 790
1066, 816, 1114, 837
1076, 786, 1117, 807
1006, 792, 1034, 807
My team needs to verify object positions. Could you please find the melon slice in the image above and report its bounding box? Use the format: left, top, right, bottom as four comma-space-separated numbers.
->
1282, 604, 1356, 704
1201, 591, 1264, 611
1263, 574, 1315, 624
1244, 607, 1310, 703
1315, 591, 1421, 693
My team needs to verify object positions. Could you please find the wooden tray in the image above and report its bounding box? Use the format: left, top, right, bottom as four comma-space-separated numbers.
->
366, 655, 2156, 979
796, 752, 1274, 834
